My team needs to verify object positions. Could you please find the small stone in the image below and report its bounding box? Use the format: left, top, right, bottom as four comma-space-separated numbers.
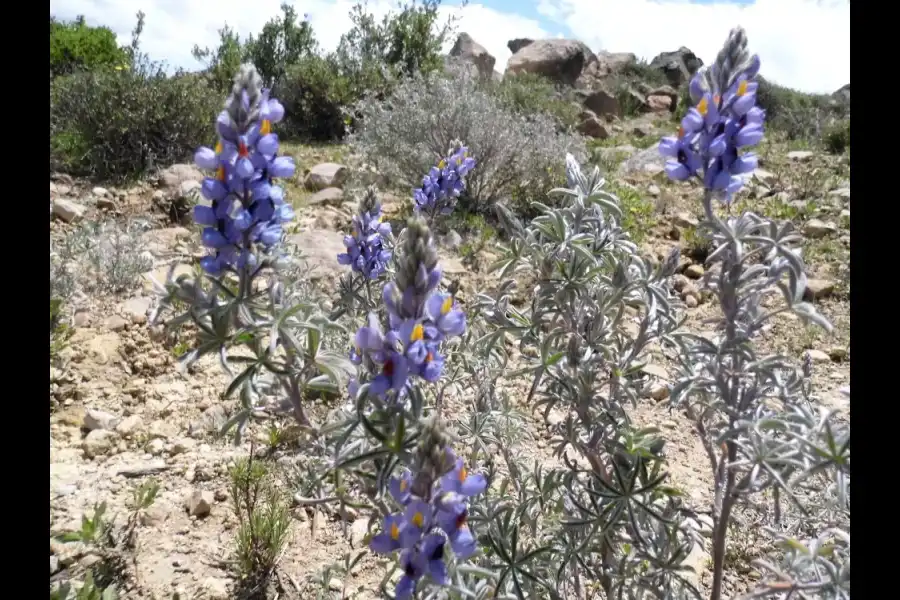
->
829, 187, 851, 200
787, 150, 815, 162
307, 187, 345, 206
305, 163, 348, 191
186, 489, 214, 517
121, 297, 152, 324
146, 438, 165, 456
828, 347, 848, 362
684, 294, 699, 308
350, 519, 369, 548
202, 577, 230, 600
803, 218, 837, 238
674, 211, 699, 228
92, 187, 109, 197
83, 409, 120, 431
444, 230, 463, 249
641, 364, 670, 380
179, 180, 201, 199
684, 264, 704, 279
73, 311, 91, 328
672, 275, 689, 293
104, 315, 128, 332
214, 489, 228, 502
804, 279, 836, 301
839, 209, 850, 220
647, 184, 660, 196
52, 198, 87, 223
577, 117, 610, 139
648, 382, 669, 401
115, 415, 143, 437
328, 578, 343, 592
82, 429, 118, 458
96, 196, 116, 210
805, 349, 830, 363
50, 555, 59, 575
189, 404, 230, 437
171, 439, 196, 455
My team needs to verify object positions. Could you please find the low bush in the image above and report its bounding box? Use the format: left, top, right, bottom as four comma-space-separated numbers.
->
351, 64, 586, 218
49, 63, 219, 179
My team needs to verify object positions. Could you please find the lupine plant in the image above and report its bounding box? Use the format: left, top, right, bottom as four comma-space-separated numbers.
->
474, 153, 701, 599
151, 65, 353, 438
659, 28, 850, 599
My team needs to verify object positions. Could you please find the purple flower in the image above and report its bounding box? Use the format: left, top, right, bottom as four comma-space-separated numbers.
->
390, 471, 414, 505
659, 56, 766, 204
369, 514, 407, 554
413, 146, 477, 216
337, 195, 393, 279
440, 454, 488, 497
192, 82, 295, 275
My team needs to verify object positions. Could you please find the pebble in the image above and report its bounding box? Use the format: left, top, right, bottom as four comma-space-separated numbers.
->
83, 409, 120, 431
684, 264, 704, 279
82, 429, 118, 458
805, 349, 831, 363
186, 489, 214, 517
684, 294, 699, 308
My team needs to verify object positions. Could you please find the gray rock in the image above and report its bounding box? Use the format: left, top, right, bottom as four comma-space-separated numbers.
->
52, 198, 87, 223
92, 187, 109, 197
506, 38, 597, 86
158, 163, 204, 190
188, 404, 230, 437
121, 297, 152, 324
804, 278, 836, 301
83, 409, 120, 432
305, 163, 348, 191
618, 143, 664, 176
674, 212, 699, 228
581, 89, 621, 118
449, 33, 496, 80
307, 187, 345, 207
650, 47, 703, 87
577, 116, 610, 139
82, 429, 118, 458
507, 38, 534, 54
787, 150, 815, 162
104, 315, 129, 332
803, 218, 837, 238
186, 489, 214, 517
684, 264, 704, 279
805, 349, 831, 363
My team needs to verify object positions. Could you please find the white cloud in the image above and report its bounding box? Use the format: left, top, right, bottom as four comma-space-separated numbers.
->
537, 0, 850, 94
48, 0, 550, 77
50, 0, 848, 93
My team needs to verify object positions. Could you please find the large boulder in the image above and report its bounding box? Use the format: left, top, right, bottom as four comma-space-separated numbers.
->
507, 38, 534, 54
650, 47, 703, 87
579, 89, 622, 119
449, 33, 497, 80
506, 39, 599, 87
595, 51, 637, 76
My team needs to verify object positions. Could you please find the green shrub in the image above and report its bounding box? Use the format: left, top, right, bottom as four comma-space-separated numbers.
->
755, 77, 843, 141
487, 72, 580, 129
823, 119, 850, 154
50, 63, 220, 179
49, 15, 128, 78
275, 54, 355, 141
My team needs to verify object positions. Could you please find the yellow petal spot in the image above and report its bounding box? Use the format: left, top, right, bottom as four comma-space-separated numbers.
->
737, 81, 748, 97
438, 159, 447, 169
216, 165, 226, 181
411, 324, 424, 342
441, 296, 453, 315
412, 512, 424, 528
458, 466, 468, 482
377, 215, 383, 223
697, 97, 709, 115
260, 119, 272, 135
390, 522, 400, 540
215, 140, 223, 154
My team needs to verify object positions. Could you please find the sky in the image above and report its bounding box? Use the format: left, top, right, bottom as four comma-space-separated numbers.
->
48, 0, 849, 94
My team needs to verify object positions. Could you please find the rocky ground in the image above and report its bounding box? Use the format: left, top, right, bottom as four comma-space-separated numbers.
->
49, 111, 850, 600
